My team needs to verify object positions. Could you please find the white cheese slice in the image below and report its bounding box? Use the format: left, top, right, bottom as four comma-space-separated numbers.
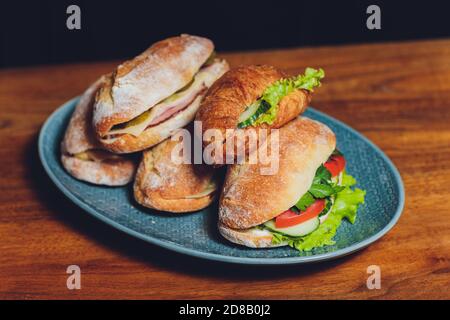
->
74, 149, 121, 162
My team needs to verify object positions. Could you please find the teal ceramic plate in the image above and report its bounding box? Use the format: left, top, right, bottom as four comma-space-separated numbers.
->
39, 98, 404, 265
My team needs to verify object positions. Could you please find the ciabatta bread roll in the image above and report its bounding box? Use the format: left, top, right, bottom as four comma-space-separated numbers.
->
61, 76, 137, 186
218, 117, 336, 248
93, 34, 229, 153
196, 65, 324, 165
134, 131, 218, 213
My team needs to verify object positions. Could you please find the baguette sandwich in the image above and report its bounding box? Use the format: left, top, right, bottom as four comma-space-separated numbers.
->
196, 65, 324, 165
93, 34, 229, 153
61, 76, 137, 186
218, 117, 366, 251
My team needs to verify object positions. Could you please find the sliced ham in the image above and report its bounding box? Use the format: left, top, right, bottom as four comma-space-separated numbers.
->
107, 60, 227, 138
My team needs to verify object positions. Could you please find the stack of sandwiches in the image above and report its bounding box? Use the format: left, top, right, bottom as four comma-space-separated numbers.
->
61, 34, 365, 252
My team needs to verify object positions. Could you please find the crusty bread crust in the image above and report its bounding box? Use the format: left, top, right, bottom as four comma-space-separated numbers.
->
219, 117, 336, 229
195, 65, 311, 164
93, 34, 214, 137
96, 59, 229, 153
61, 76, 106, 155
133, 136, 217, 213
61, 155, 136, 186
218, 223, 287, 248
61, 76, 137, 186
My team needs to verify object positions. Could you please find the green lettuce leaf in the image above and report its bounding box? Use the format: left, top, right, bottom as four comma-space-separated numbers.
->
240, 67, 325, 127
313, 164, 332, 184
271, 232, 286, 245
295, 191, 315, 211
309, 183, 335, 198
342, 172, 357, 187
331, 186, 365, 224
294, 67, 326, 91
267, 172, 366, 252
295, 164, 342, 210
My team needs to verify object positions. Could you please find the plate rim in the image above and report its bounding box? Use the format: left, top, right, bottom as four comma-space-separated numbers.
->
38, 97, 405, 265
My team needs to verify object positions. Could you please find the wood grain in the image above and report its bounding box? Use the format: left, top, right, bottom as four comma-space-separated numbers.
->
0, 39, 449, 300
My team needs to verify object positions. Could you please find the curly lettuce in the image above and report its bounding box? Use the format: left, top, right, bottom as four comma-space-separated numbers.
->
238, 67, 325, 128
270, 171, 366, 252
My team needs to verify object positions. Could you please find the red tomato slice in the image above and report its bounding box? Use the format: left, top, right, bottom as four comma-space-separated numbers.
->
324, 155, 346, 177
275, 199, 326, 228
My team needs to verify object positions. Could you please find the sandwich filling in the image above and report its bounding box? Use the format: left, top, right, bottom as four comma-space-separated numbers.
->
73, 149, 124, 162
183, 181, 217, 199
252, 150, 366, 251
237, 67, 325, 129
105, 55, 223, 139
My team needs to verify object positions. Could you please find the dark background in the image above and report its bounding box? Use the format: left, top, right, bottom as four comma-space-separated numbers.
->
1, 0, 450, 68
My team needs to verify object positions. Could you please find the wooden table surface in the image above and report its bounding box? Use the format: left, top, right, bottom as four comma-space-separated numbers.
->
1, 39, 449, 300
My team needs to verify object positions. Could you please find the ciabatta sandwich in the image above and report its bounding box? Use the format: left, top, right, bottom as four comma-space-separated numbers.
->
218, 117, 365, 251
134, 130, 218, 213
61, 76, 137, 186
93, 34, 229, 153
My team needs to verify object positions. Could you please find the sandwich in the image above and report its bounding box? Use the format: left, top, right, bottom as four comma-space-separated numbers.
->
93, 34, 229, 153
61, 76, 137, 186
218, 117, 366, 251
134, 129, 218, 213
195, 65, 324, 165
